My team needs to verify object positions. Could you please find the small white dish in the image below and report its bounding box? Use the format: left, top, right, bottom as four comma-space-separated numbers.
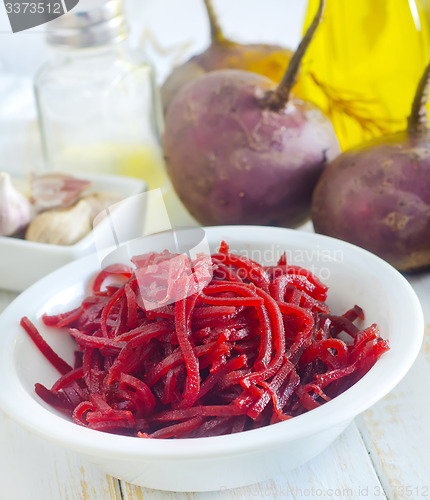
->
0, 226, 423, 491
0, 173, 146, 292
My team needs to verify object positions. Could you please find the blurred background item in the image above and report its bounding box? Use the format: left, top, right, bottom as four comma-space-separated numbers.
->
34, 0, 164, 190
300, 0, 430, 150
0, 0, 305, 224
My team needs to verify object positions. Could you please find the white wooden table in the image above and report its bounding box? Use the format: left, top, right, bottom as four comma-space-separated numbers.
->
0, 272, 429, 500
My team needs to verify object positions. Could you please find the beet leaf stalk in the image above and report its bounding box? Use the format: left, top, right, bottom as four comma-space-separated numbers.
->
203, 0, 228, 45
162, 0, 296, 114
408, 61, 430, 135
262, 0, 325, 110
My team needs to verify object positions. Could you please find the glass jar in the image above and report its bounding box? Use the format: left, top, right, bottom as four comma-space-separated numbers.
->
34, 0, 166, 190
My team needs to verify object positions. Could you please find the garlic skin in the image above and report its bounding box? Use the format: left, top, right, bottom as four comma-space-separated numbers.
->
0, 172, 32, 237
30, 173, 92, 212
25, 199, 92, 245
82, 191, 123, 219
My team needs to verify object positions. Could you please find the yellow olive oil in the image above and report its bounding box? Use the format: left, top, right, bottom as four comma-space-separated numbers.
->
55, 143, 167, 190
301, 0, 430, 150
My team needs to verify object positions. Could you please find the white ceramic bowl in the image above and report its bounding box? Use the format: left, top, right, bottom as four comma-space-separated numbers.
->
0, 173, 146, 292
0, 226, 423, 492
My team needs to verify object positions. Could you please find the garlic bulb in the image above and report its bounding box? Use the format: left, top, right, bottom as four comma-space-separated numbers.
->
0, 172, 32, 236
25, 199, 92, 245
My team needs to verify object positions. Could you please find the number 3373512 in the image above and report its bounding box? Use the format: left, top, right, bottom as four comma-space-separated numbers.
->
5, 3, 62, 14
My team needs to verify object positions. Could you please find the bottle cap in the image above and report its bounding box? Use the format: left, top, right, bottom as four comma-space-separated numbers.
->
46, 0, 128, 48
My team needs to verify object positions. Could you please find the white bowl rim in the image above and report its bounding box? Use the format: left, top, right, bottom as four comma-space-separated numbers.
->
0, 225, 424, 461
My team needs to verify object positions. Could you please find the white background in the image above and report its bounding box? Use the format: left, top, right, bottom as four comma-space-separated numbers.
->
0, 0, 307, 78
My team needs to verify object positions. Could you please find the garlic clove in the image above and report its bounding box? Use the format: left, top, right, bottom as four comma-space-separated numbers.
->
25, 199, 93, 245
30, 173, 92, 212
0, 172, 32, 237
82, 191, 123, 219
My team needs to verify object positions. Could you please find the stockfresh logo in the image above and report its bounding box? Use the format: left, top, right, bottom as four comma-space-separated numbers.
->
4, 0, 79, 32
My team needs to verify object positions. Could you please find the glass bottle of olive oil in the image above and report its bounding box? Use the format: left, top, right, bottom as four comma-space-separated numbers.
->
301, 0, 430, 150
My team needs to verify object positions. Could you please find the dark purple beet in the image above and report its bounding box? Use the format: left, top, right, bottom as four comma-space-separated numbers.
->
311, 62, 430, 271
163, 0, 340, 228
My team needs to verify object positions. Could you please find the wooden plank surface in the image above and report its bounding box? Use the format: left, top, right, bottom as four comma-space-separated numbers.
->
1, 275, 428, 499
357, 273, 430, 500
121, 424, 385, 500
0, 411, 385, 500
0, 411, 122, 500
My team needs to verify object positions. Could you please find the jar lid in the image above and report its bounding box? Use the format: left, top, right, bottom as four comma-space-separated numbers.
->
46, 0, 128, 48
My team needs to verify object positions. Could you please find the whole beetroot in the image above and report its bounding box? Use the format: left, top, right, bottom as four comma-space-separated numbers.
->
163, 0, 339, 228
311, 62, 430, 272
161, 0, 294, 115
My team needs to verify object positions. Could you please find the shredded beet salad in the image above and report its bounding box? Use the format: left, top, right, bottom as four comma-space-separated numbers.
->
21, 241, 389, 439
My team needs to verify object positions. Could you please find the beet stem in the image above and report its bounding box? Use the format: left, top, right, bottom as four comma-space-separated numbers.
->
408, 61, 430, 135
262, 0, 325, 110
203, 0, 227, 45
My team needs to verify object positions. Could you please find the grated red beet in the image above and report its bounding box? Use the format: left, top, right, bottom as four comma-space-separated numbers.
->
21, 242, 389, 438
